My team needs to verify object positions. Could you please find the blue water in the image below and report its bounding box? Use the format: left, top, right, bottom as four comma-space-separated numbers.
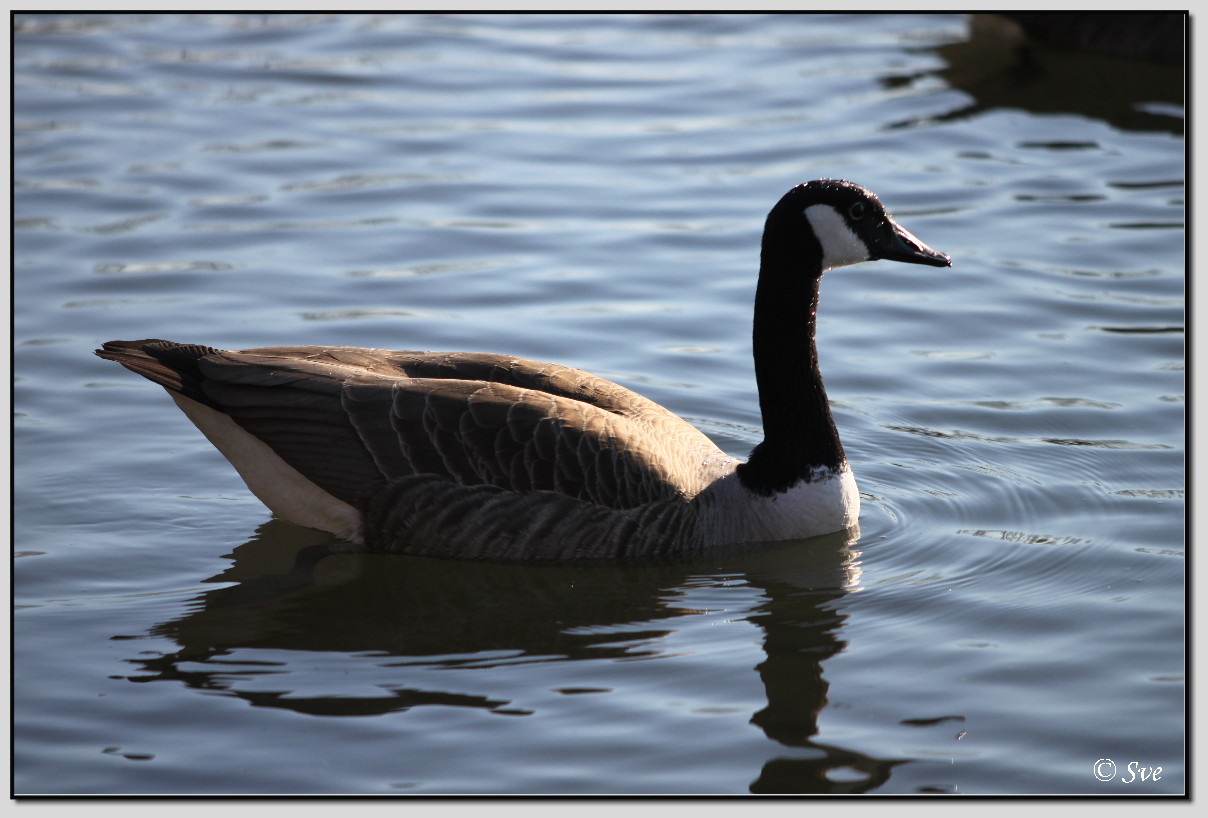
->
13, 13, 1185, 794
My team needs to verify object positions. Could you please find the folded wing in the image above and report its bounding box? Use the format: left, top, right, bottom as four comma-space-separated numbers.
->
97, 341, 729, 520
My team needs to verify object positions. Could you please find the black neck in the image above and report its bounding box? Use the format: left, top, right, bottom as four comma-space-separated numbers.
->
737, 230, 845, 496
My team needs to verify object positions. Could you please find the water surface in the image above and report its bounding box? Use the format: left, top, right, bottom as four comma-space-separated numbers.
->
13, 13, 1185, 795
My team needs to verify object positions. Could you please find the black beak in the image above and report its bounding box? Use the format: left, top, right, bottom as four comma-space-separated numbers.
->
876, 216, 951, 267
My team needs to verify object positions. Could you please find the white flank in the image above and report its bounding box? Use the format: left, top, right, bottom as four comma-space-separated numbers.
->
803, 203, 870, 271
168, 392, 364, 543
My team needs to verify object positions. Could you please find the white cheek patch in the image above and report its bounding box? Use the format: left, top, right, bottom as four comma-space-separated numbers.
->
804, 203, 871, 271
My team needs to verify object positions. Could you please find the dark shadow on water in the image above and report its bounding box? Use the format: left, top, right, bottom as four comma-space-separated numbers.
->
888, 13, 1184, 136
119, 520, 907, 793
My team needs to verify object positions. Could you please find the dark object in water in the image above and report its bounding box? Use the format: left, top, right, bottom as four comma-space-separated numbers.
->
995, 12, 1184, 63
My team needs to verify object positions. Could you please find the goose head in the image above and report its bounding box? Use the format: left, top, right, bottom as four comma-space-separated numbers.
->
764, 179, 952, 274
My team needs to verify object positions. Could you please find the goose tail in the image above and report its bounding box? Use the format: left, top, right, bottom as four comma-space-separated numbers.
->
95, 340, 221, 408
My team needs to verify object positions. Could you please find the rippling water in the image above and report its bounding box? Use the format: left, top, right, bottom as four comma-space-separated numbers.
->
13, 13, 1185, 795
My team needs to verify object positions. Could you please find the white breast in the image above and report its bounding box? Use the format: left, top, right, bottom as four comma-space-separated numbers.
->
695, 463, 860, 545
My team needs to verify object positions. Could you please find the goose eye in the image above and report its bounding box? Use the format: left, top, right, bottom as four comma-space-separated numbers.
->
848, 202, 866, 220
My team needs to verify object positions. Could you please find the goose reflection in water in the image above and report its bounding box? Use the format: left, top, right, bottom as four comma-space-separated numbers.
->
117, 523, 907, 794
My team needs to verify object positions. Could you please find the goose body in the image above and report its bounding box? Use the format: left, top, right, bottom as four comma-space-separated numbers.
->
97, 180, 949, 560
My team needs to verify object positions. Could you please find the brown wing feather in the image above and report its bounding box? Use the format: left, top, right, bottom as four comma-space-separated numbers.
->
96, 342, 729, 515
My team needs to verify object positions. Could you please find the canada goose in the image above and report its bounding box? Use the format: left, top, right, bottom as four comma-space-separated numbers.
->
97, 180, 950, 560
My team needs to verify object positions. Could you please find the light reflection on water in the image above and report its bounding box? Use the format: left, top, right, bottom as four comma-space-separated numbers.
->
14, 13, 1183, 794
